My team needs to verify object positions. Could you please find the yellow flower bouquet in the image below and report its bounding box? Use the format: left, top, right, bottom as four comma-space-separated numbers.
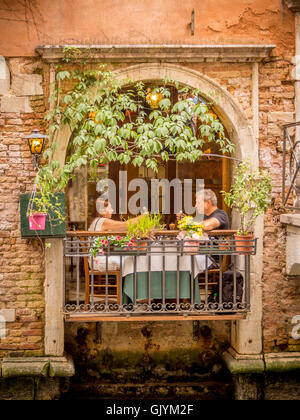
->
177, 216, 204, 238
177, 216, 206, 254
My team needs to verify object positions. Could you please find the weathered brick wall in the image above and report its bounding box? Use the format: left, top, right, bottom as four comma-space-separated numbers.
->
258, 59, 300, 353
1, 49, 299, 360
189, 58, 299, 353
0, 58, 47, 357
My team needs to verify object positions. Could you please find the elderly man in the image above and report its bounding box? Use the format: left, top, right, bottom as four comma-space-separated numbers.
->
177, 189, 229, 231
195, 189, 229, 231
194, 189, 230, 270
176, 189, 229, 269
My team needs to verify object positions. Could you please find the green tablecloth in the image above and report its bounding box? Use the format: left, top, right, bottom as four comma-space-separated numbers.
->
123, 271, 201, 303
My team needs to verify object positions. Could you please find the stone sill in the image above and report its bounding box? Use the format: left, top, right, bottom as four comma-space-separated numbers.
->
223, 348, 300, 374
36, 44, 275, 63
285, 0, 300, 12
0, 356, 75, 378
280, 213, 300, 227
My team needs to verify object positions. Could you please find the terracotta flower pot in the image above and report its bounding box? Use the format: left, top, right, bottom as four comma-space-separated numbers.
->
234, 234, 255, 254
218, 238, 231, 251
28, 213, 47, 231
131, 239, 148, 253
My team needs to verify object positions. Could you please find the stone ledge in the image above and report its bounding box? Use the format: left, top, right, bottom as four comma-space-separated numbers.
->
281, 213, 300, 227
265, 352, 300, 372
223, 348, 300, 374
36, 44, 276, 63
0, 356, 74, 378
223, 349, 264, 374
285, 0, 300, 12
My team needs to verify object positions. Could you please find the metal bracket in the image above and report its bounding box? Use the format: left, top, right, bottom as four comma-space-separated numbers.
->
95, 321, 102, 344
193, 320, 200, 341
189, 10, 195, 36
32, 155, 40, 170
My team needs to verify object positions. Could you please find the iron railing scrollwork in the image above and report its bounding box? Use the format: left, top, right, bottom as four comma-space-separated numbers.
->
63, 232, 256, 319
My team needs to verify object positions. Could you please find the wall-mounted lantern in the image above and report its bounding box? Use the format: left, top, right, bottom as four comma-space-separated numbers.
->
25, 129, 48, 170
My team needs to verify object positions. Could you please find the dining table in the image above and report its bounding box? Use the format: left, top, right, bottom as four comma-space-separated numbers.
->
121, 241, 213, 304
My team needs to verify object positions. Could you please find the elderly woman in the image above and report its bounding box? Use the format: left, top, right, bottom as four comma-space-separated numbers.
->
89, 197, 142, 233
88, 197, 142, 272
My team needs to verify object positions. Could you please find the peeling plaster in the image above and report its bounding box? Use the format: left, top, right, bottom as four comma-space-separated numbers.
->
0, 0, 295, 57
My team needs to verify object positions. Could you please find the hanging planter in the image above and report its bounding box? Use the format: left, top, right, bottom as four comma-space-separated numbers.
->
22, 168, 66, 237
26, 176, 49, 232
20, 192, 66, 238
28, 213, 47, 231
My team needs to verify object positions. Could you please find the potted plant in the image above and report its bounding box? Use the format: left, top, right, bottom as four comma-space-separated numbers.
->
27, 200, 47, 231
126, 212, 164, 252
26, 189, 64, 232
90, 235, 134, 257
221, 161, 272, 254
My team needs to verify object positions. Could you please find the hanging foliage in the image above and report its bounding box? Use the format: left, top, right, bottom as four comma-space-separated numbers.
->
37, 49, 234, 203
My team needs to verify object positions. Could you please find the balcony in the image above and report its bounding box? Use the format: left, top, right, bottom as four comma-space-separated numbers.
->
63, 231, 256, 322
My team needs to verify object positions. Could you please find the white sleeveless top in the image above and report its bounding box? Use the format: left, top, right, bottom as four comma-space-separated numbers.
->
88, 217, 106, 232
88, 217, 120, 272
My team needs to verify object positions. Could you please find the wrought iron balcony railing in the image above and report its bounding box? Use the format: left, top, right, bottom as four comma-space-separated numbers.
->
63, 231, 256, 321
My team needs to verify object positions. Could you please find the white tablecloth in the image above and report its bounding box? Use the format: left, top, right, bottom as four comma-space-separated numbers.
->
121, 244, 212, 277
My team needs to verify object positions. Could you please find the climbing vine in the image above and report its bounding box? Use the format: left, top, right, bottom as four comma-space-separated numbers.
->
34, 48, 234, 213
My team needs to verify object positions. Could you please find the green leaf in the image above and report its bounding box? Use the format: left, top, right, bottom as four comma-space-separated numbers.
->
62, 94, 72, 104
94, 124, 104, 135
94, 138, 106, 153
158, 98, 171, 110
56, 70, 70, 81
43, 150, 52, 160
132, 156, 144, 167
50, 160, 60, 170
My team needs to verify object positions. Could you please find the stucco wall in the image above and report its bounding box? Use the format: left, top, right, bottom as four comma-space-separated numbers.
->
0, 0, 295, 56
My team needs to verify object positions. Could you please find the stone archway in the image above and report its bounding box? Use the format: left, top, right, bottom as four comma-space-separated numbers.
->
53, 63, 257, 167
45, 63, 262, 357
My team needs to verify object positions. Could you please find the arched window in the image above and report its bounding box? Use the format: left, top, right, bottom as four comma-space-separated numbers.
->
65, 82, 231, 231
